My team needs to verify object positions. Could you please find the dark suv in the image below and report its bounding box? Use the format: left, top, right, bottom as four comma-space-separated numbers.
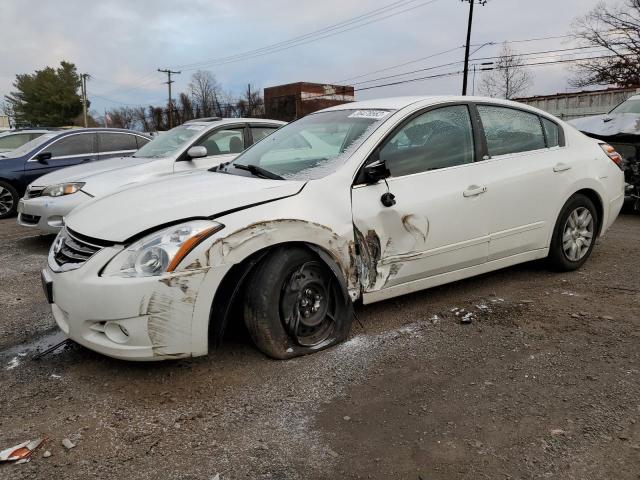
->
0, 128, 150, 218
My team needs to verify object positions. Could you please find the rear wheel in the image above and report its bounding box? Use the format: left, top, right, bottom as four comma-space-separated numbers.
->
0, 181, 18, 219
244, 246, 353, 359
548, 194, 598, 271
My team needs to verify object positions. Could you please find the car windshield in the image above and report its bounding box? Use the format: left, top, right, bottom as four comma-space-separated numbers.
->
133, 125, 204, 158
610, 98, 640, 114
0, 133, 57, 158
229, 109, 393, 180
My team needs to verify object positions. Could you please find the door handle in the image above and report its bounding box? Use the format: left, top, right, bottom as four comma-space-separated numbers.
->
553, 163, 572, 173
463, 185, 487, 197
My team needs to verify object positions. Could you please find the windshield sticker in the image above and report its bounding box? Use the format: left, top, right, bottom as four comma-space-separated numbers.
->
348, 110, 390, 120
186, 125, 205, 131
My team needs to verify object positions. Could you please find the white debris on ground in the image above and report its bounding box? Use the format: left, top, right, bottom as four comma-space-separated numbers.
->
5, 352, 26, 370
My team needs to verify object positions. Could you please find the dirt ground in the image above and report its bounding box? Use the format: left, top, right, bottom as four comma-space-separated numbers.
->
0, 215, 638, 480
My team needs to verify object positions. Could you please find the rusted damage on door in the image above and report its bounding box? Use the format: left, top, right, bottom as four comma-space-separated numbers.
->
353, 211, 430, 291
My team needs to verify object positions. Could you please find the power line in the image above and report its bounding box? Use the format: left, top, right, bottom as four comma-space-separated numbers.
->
175, 0, 440, 71
354, 52, 636, 93
350, 45, 620, 87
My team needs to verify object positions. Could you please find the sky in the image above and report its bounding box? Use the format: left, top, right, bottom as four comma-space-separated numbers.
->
0, 0, 621, 115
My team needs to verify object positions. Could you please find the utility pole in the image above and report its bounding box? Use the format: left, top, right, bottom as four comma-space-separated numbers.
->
461, 0, 488, 96
80, 73, 90, 127
158, 68, 181, 128
247, 83, 252, 117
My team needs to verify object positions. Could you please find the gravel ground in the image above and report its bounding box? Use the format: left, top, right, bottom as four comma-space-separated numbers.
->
0, 215, 638, 479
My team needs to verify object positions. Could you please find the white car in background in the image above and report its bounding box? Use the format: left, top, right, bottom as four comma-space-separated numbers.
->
17, 118, 285, 233
42, 96, 624, 361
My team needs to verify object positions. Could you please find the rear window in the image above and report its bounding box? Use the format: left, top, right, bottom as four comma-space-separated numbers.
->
136, 136, 150, 148
99, 133, 138, 152
478, 105, 546, 156
542, 118, 561, 148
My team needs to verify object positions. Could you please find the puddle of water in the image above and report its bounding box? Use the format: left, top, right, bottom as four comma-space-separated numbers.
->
0, 330, 68, 361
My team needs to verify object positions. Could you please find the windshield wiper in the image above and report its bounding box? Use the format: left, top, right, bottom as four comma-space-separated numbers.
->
233, 163, 284, 180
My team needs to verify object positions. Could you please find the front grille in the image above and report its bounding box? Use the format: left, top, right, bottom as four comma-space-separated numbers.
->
53, 229, 104, 269
20, 213, 41, 225
25, 186, 45, 199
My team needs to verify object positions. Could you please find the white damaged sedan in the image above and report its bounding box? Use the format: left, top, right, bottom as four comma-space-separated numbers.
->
42, 96, 625, 361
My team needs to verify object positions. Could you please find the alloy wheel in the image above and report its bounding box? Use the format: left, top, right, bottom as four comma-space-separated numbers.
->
562, 207, 594, 262
0, 186, 14, 216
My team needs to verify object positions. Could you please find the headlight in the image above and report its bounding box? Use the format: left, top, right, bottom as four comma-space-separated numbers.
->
42, 182, 85, 197
102, 220, 224, 278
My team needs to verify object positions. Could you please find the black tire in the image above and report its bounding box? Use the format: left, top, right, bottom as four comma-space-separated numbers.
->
0, 181, 19, 219
547, 194, 598, 271
244, 246, 353, 359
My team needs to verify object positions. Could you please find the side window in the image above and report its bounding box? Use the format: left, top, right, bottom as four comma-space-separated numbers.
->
251, 126, 278, 143
0, 133, 30, 150
197, 128, 245, 156
478, 106, 546, 156
541, 118, 560, 148
136, 136, 150, 148
98, 133, 138, 153
379, 105, 475, 177
47, 134, 96, 158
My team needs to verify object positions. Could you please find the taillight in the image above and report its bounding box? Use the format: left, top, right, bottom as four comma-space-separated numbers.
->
600, 143, 624, 170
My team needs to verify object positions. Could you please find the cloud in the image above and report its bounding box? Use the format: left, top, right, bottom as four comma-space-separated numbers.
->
0, 0, 618, 113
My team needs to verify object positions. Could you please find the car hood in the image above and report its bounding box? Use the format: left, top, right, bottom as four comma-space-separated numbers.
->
30, 156, 163, 189
65, 171, 306, 242
569, 113, 640, 138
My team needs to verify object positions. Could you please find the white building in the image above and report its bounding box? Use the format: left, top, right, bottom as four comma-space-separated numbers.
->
516, 86, 640, 120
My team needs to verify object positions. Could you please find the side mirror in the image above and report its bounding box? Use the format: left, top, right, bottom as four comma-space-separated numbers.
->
187, 146, 208, 159
363, 159, 390, 184
36, 152, 52, 163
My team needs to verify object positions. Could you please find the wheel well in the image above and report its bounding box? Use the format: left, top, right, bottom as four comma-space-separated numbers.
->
573, 188, 604, 236
208, 242, 346, 346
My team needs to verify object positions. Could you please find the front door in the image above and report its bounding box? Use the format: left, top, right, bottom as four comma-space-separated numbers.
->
23, 132, 97, 185
351, 104, 490, 296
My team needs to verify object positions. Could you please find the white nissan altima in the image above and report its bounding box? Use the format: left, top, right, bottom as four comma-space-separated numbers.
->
42, 96, 625, 361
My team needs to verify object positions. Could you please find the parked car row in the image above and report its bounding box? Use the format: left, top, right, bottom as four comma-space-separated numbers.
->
16, 118, 284, 231
16, 96, 622, 363
0, 128, 151, 218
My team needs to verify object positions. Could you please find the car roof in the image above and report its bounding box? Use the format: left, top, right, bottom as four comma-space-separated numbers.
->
51, 128, 151, 137
320, 95, 552, 113
0, 129, 53, 136
184, 118, 286, 128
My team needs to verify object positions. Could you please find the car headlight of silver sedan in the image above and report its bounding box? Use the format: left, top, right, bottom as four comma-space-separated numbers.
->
42, 182, 86, 197
102, 220, 224, 278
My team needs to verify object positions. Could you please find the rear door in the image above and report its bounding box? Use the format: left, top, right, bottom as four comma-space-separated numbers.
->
23, 132, 98, 184
174, 126, 247, 172
474, 104, 569, 260
97, 132, 140, 160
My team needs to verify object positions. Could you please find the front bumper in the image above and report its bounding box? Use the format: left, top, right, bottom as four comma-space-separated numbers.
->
17, 192, 91, 234
46, 247, 211, 361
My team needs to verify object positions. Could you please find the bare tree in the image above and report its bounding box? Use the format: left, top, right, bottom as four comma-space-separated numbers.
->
188, 70, 223, 117
235, 84, 264, 117
105, 107, 136, 129
479, 43, 533, 99
177, 93, 194, 123
570, 0, 640, 87
133, 106, 152, 132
